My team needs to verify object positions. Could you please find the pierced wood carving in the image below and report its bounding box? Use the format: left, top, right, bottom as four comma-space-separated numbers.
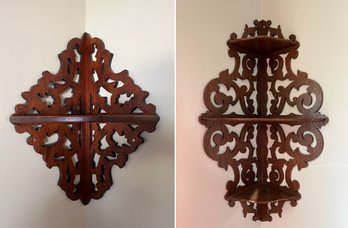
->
10, 33, 159, 205
199, 20, 328, 221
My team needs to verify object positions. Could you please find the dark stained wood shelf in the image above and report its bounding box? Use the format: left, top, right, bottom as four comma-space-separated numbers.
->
199, 20, 328, 221
9, 33, 160, 205
199, 115, 328, 125
227, 36, 299, 56
226, 184, 300, 204
10, 114, 160, 124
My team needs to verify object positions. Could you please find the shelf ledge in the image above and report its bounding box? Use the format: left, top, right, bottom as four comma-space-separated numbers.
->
199, 115, 328, 125
10, 114, 160, 124
227, 36, 299, 56
226, 184, 300, 204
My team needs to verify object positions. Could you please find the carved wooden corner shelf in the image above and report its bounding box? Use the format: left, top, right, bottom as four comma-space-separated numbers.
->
199, 20, 328, 221
10, 33, 159, 205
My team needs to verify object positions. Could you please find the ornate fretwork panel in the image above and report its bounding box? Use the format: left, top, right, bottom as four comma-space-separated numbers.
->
199, 20, 328, 221
10, 33, 159, 205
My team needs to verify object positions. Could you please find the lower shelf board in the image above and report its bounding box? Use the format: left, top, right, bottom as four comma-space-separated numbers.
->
225, 184, 301, 204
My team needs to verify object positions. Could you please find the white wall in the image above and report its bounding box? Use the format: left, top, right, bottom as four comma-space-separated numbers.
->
85, 1, 174, 228
262, 0, 348, 227
176, 0, 261, 227
0, 0, 86, 228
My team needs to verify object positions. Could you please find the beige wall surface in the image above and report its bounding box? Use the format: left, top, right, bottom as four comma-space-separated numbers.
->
176, 0, 261, 227
0, 0, 86, 228
177, 0, 348, 228
85, 0, 174, 228
262, 0, 348, 227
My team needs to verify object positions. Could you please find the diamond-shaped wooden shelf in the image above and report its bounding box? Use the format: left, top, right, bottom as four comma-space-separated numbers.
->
199, 20, 328, 221
10, 33, 159, 205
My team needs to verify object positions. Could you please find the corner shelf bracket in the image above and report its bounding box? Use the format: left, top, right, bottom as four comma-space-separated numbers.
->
199, 20, 328, 221
10, 33, 159, 205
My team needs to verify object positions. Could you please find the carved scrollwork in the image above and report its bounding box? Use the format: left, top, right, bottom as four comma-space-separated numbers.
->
268, 50, 324, 116
199, 20, 328, 221
11, 33, 159, 204
203, 123, 256, 176
203, 50, 257, 116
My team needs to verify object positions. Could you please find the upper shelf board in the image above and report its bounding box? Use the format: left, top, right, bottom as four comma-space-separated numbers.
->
227, 36, 299, 56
